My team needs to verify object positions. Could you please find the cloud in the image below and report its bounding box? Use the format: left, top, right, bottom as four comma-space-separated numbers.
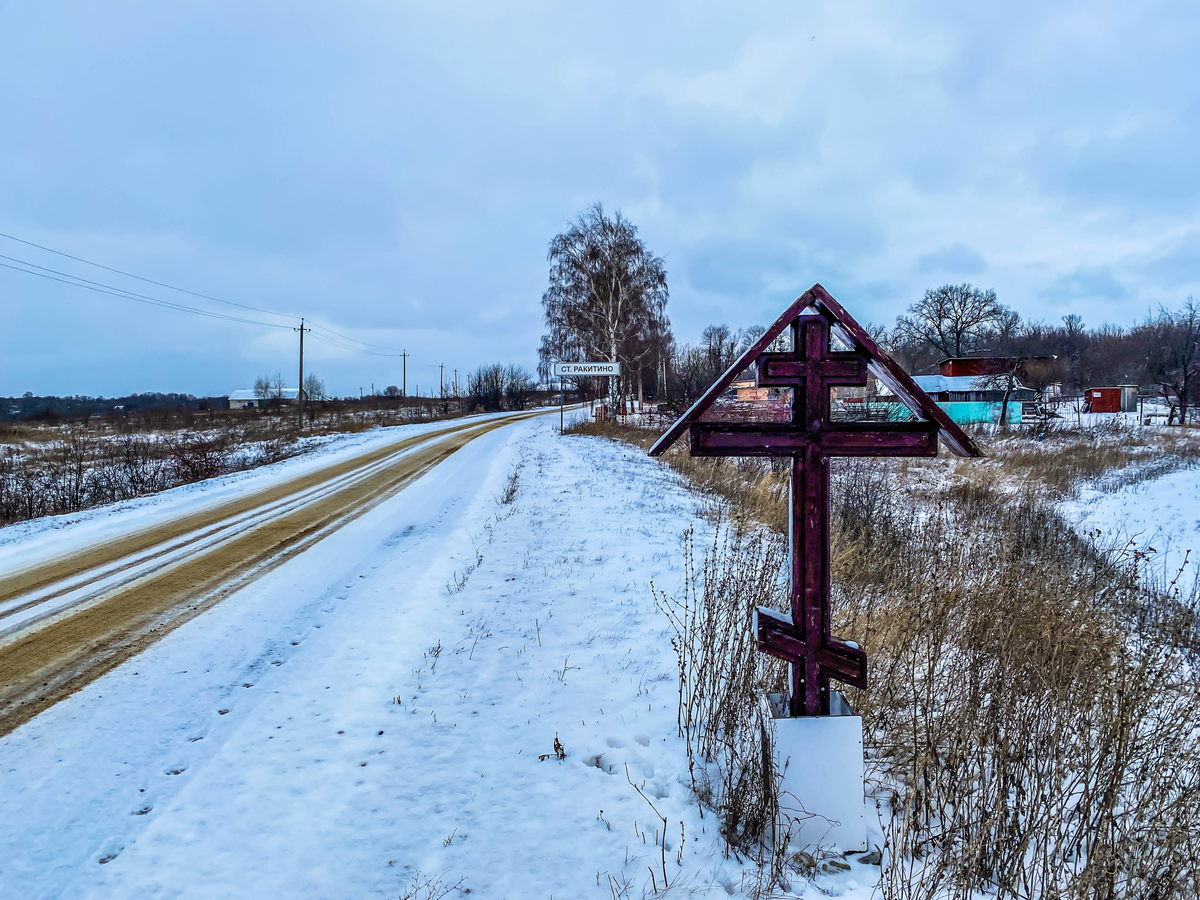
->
684, 238, 804, 297
917, 243, 987, 275
1040, 266, 1130, 303
1139, 235, 1200, 291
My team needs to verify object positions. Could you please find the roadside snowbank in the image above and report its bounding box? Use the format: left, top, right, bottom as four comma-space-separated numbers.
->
0, 412, 512, 577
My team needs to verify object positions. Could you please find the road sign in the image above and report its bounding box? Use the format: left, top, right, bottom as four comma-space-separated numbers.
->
553, 362, 620, 376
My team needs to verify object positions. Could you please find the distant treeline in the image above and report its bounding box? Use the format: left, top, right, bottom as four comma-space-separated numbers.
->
1, 392, 226, 423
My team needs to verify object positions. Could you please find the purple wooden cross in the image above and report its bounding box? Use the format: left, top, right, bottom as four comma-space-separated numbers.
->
651, 285, 980, 717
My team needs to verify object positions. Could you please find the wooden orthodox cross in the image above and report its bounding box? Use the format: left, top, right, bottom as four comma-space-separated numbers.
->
650, 285, 980, 717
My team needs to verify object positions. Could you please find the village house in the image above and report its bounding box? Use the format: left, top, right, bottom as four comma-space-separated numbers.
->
909, 374, 1035, 424
707, 357, 1045, 426
228, 388, 299, 410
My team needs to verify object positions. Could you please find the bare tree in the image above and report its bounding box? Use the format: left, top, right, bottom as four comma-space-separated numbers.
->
1061, 313, 1088, 391
539, 203, 670, 418
503, 364, 536, 410
303, 373, 326, 402
701, 324, 738, 373
977, 314, 1044, 425
468, 364, 505, 412
268, 372, 285, 400
253, 375, 272, 401
383, 384, 402, 398
466, 363, 535, 412
667, 325, 766, 406
1142, 297, 1200, 425
895, 283, 1009, 360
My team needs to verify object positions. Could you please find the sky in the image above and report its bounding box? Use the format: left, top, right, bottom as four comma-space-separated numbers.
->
1, 0, 1197, 398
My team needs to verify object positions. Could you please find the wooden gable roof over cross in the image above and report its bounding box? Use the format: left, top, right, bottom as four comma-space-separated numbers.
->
649, 283, 982, 460
648, 284, 981, 717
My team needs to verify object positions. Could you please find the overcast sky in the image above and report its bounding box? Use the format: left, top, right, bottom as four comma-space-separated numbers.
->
2, 1, 1197, 398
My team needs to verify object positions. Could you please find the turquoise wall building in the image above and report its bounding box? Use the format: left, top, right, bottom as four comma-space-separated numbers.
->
909, 375, 1033, 425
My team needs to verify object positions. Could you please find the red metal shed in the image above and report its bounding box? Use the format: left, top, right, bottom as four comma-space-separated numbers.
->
1086, 386, 1138, 413
1088, 387, 1121, 413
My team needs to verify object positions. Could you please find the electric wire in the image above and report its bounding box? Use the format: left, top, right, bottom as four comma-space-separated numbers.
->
0, 231, 406, 355
0, 253, 296, 328
306, 331, 401, 357
0, 230, 299, 322
0, 259, 292, 329
306, 322, 404, 354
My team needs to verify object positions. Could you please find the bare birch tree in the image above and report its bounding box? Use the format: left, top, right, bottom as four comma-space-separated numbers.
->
539, 203, 670, 417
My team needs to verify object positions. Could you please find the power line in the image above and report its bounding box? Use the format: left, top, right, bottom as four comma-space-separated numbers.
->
0, 230, 299, 322
0, 252, 295, 328
305, 331, 401, 358
307, 321, 404, 353
0, 230, 409, 354
0, 259, 292, 329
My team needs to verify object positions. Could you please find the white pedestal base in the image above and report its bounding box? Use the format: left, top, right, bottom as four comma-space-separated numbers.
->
773, 714, 866, 853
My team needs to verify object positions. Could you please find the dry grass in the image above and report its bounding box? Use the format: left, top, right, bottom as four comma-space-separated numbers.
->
653, 520, 788, 846
581, 420, 1200, 898
958, 421, 1200, 498
564, 419, 788, 531
833, 471, 1200, 899
0, 401, 479, 526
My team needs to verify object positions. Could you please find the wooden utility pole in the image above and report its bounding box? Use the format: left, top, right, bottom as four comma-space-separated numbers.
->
401, 350, 409, 397
294, 317, 311, 431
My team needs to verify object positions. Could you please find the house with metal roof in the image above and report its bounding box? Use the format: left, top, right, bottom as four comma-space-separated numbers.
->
911, 374, 1035, 424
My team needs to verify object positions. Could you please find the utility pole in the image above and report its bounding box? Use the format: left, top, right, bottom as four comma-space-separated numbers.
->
439, 363, 445, 399
453, 368, 458, 398
294, 317, 311, 431
401, 350, 409, 397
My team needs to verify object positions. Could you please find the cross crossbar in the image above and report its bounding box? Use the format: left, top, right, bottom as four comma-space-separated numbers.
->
690, 421, 939, 457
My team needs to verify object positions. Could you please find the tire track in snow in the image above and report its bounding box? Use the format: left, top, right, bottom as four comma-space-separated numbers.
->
0, 410, 545, 737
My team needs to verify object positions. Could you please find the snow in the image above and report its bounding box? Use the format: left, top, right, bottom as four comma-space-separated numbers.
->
1062, 464, 1200, 591
0, 412, 513, 576
0, 416, 880, 898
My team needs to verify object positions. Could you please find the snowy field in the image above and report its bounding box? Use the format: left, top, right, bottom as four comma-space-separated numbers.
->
0, 416, 882, 899
1062, 464, 1200, 592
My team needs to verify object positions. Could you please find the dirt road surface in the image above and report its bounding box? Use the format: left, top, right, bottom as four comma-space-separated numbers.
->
0, 411, 545, 736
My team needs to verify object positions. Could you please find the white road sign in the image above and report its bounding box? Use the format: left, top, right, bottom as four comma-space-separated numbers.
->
553, 362, 621, 376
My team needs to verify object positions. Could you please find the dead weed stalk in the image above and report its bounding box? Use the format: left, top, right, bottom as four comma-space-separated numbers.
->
652, 516, 789, 861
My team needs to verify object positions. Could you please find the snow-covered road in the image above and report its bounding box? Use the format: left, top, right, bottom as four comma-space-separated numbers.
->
0, 412, 543, 737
